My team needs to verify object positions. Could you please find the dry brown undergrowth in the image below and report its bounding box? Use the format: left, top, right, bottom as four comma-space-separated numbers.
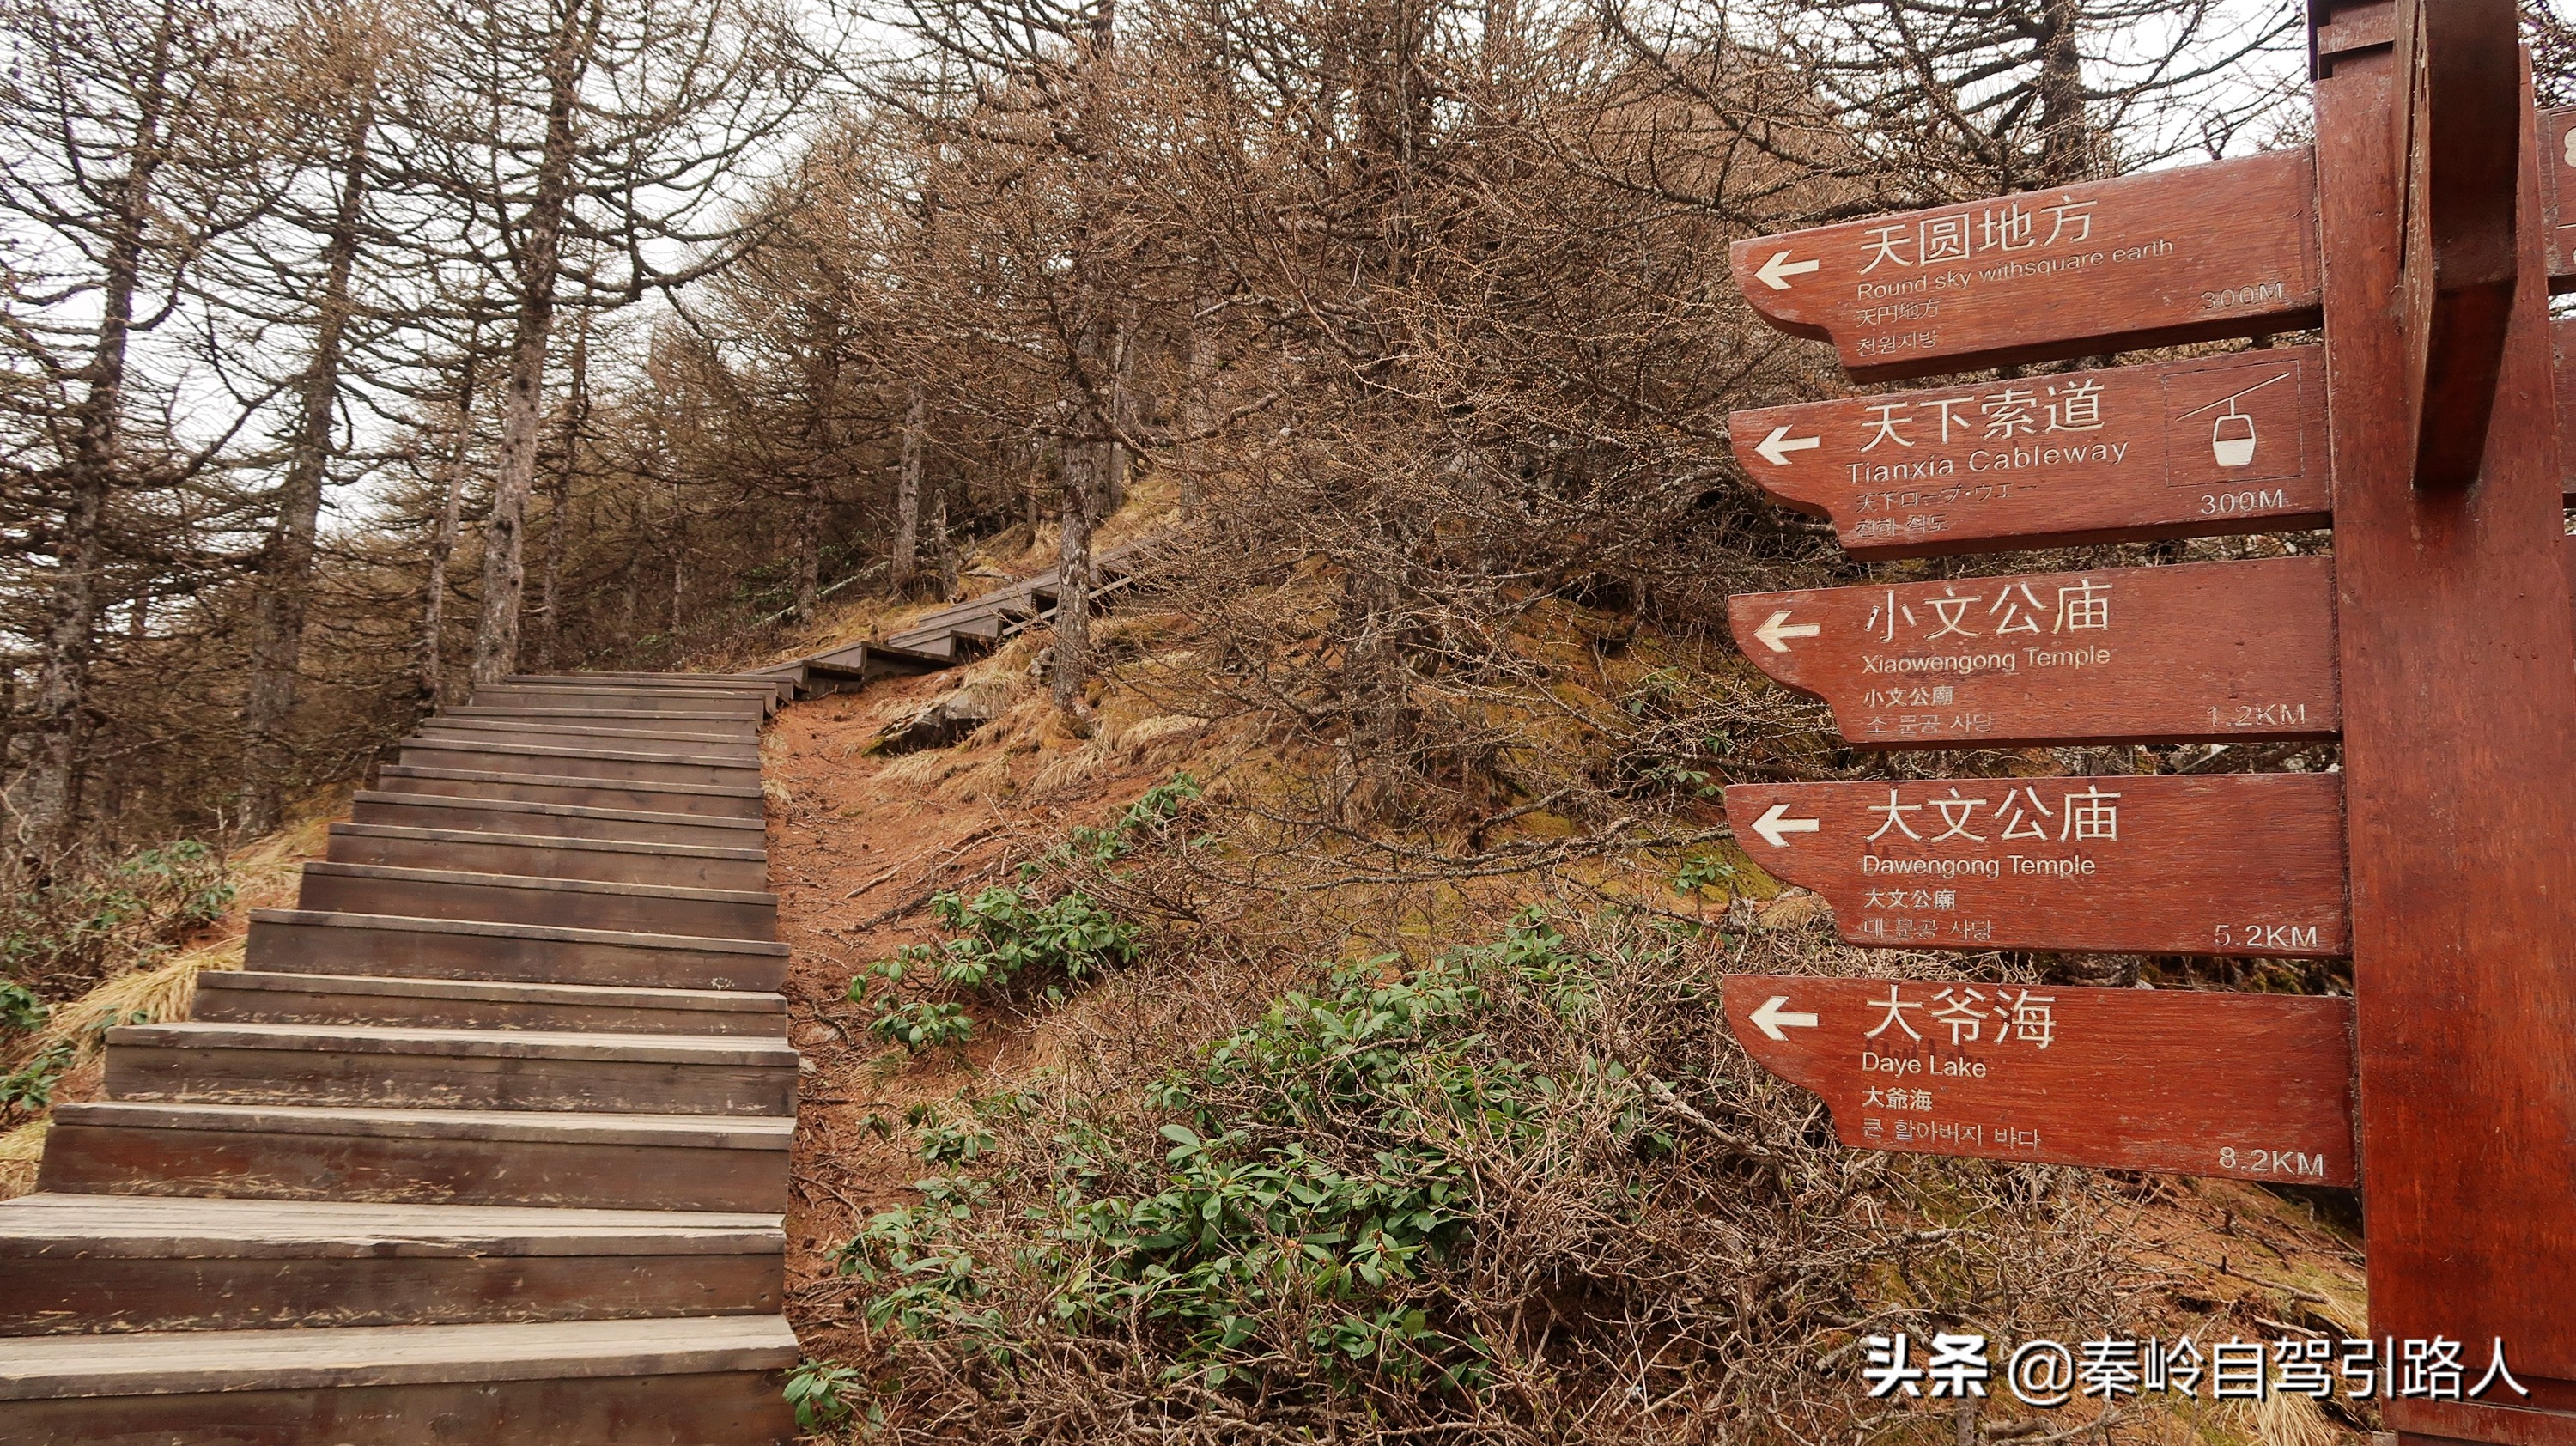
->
761, 623, 2369, 1446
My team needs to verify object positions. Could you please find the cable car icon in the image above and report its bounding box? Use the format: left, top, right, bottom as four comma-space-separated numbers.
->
2177, 368, 2293, 469
2212, 404, 2258, 467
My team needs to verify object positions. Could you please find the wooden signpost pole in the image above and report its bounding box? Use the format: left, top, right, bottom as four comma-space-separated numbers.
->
2312, 1, 2576, 1429
1710, 2, 2576, 1428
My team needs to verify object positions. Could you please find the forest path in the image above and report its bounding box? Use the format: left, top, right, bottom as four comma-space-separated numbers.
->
0, 673, 804, 1444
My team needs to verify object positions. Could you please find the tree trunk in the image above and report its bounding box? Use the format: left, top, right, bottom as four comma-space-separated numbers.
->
240, 85, 374, 836
2035, 0, 2090, 185
793, 320, 840, 623
467, 0, 595, 687
418, 336, 483, 706
532, 308, 589, 670
931, 488, 955, 600
13, 2, 177, 863
891, 378, 924, 592
1180, 313, 1214, 518
1050, 436, 1096, 714
792, 486, 823, 622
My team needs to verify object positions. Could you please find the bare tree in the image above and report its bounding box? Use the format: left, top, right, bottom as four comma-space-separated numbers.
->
376, 0, 821, 688
234, 0, 402, 835
0, 0, 260, 860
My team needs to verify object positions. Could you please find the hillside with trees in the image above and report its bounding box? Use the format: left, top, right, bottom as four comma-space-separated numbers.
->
5, 0, 2554, 1441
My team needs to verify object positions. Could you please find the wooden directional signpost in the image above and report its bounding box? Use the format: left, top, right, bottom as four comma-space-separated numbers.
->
1730, 556, 2338, 745
1728, 349, 2332, 556
1718, 2, 2576, 1431
1727, 774, 2348, 957
1722, 978, 2357, 1186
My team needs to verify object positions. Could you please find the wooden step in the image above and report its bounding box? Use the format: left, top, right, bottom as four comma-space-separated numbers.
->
347, 790, 766, 848
325, 823, 768, 890
244, 910, 787, 991
515, 672, 792, 707
442, 705, 763, 732
374, 764, 765, 820
507, 672, 782, 696
395, 738, 759, 789
468, 686, 769, 720
295, 863, 777, 941
37, 1102, 793, 1211
483, 682, 778, 714
417, 718, 762, 752
194, 971, 789, 1037
0, 1315, 798, 1444
0, 1194, 784, 1334
103, 1023, 799, 1116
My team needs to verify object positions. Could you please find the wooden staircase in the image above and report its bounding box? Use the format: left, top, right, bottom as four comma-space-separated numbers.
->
0, 674, 803, 1444
760, 540, 1142, 697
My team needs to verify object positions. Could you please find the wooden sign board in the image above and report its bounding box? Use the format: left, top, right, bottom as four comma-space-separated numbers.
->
1722, 773, 2348, 957
1722, 975, 2356, 1185
1728, 349, 2330, 557
1730, 556, 2337, 747
1728, 149, 2320, 381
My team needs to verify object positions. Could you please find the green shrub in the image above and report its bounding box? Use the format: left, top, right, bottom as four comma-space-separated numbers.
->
0, 1042, 75, 1115
0, 981, 46, 1036
0, 839, 234, 993
829, 912, 1670, 1398
845, 780, 1181, 1052
781, 1358, 869, 1433
866, 999, 975, 1053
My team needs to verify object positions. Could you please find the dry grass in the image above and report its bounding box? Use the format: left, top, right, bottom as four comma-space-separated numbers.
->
0, 1118, 47, 1198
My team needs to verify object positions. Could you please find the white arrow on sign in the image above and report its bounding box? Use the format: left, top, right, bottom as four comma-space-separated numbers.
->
1755, 251, 1820, 290
1751, 802, 1820, 848
1750, 994, 1820, 1042
1753, 425, 1821, 466
1753, 610, 1820, 653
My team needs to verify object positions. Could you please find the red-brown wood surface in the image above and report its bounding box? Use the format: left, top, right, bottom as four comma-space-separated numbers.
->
1728, 349, 2331, 556
1729, 556, 2336, 747
2542, 106, 2576, 289
1728, 150, 2319, 381
2389, 0, 2522, 491
1722, 773, 2348, 957
2315, 3, 2576, 1390
2553, 316, 2576, 499
1721, 975, 2356, 1185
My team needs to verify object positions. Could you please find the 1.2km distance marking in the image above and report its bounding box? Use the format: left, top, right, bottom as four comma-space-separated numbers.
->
1727, 556, 2339, 747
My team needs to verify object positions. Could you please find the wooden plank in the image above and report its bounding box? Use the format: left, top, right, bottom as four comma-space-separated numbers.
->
2388, 0, 2521, 490
1728, 348, 2331, 556
294, 863, 779, 943
373, 766, 766, 822
2312, 8, 2576, 1388
1729, 556, 2336, 746
191, 971, 788, 1038
242, 909, 790, 993
0, 1254, 782, 1335
0, 1314, 799, 1396
1721, 975, 2355, 1184
324, 823, 768, 891
1722, 773, 2348, 957
1729, 149, 2319, 381
0, 1370, 798, 1445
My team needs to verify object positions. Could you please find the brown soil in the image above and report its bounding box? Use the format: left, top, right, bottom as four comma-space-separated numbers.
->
761, 673, 1181, 1361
